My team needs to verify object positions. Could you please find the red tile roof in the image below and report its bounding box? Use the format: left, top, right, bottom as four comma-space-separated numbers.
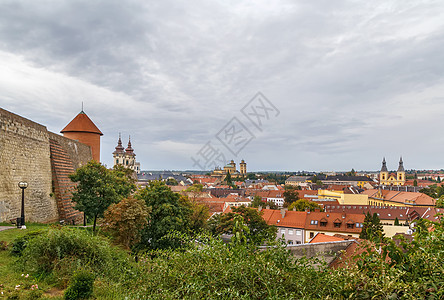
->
61, 111, 103, 135
309, 233, 346, 243
305, 211, 365, 234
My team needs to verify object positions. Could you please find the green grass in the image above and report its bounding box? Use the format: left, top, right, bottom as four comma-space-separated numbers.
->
0, 223, 59, 299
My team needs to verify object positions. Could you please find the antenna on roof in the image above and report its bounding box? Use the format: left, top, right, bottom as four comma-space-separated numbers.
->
81, 101, 84, 113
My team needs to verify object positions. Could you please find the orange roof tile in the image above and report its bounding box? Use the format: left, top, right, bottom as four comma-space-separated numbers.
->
61, 111, 103, 135
309, 233, 346, 244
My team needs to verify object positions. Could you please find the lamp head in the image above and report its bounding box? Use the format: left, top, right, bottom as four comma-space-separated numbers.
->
18, 182, 28, 189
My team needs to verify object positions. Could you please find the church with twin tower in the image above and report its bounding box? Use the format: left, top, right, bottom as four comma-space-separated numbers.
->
379, 157, 405, 186
113, 135, 141, 174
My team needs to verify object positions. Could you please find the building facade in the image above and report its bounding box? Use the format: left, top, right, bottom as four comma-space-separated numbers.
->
379, 157, 406, 186
113, 135, 140, 174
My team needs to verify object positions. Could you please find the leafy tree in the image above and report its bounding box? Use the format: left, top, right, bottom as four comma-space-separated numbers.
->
225, 171, 233, 186
346, 168, 356, 176
413, 179, 418, 187
250, 195, 264, 208
287, 199, 320, 212
246, 173, 257, 180
135, 181, 192, 249
103, 197, 150, 249
231, 215, 250, 245
208, 206, 276, 245
179, 195, 209, 232
436, 196, 444, 208
360, 212, 385, 243
69, 161, 136, 233
250, 196, 278, 209
394, 217, 400, 226
166, 178, 178, 186
283, 186, 299, 207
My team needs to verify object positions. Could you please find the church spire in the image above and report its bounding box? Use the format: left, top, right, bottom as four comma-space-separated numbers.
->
397, 156, 404, 172
113, 133, 124, 154
381, 157, 388, 172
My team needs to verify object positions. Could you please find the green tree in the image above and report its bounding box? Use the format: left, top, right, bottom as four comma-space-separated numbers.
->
394, 217, 400, 226
250, 196, 277, 209
69, 161, 135, 233
135, 181, 192, 249
287, 199, 320, 212
208, 206, 276, 245
413, 179, 418, 187
103, 196, 150, 249
179, 195, 209, 232
283, 186, 299, 207
166, 178, 178, 186
360, 212, 385, 243
225, 171, 233, 185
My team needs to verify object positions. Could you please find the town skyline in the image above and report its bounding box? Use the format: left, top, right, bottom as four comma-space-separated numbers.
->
1, 1, 444, 170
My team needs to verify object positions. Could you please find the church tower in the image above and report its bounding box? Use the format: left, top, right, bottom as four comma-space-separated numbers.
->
113, 135, 139, 173
113, 134, 125, 167
379, 157, 388, 185
61, 110, 103, 162
397, 156, 405, 184
240, 159, 247, 175
124, 137, 136, 168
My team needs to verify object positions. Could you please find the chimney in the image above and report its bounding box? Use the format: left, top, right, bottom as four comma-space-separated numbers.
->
280, 208, 287, 218
258, 205, 262, 212
342, 212, 346, 219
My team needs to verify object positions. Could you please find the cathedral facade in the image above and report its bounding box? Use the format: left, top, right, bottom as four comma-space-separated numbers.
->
379, 157, 405, 186
113, 135, 141, 174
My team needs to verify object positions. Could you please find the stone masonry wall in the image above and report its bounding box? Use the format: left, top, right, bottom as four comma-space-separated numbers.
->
48, 132, 91, 223
0, 108, 93, 223
0, 108, 57, 223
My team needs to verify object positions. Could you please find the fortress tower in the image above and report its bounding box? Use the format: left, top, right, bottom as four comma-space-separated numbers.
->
61, 110, 103, 162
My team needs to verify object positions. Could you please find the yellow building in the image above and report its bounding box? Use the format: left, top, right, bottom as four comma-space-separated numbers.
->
379, 157, 405, 186
318, 190, 369, 205
211, 159, 247, 178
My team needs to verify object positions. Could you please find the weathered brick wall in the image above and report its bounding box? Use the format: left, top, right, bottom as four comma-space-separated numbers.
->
48, 132, 91, 223
0, 108, 57, 223
0, 108, 93, 223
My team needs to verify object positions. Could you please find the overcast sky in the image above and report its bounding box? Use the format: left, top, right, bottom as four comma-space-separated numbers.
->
1, 0, 444, 172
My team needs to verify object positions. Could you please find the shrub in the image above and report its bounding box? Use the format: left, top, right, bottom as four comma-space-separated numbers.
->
102, 196, 150, 249
10, 230, 44, 256
64, 270, 95, 300
0, 240, 7, 251
18, 227, 133, 282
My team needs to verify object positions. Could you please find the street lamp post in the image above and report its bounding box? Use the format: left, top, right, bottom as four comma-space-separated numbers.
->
18, 181, 28, 228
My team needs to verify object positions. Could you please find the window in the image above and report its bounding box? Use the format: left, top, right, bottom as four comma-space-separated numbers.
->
309, 232, 314, 238
288, 229, 294, 235
287, 240, 293, 245
347, 223, 354, 229
334, 222, 341, 228
280, 229, 285, 235
320, 221, 327, 227
296, 241, 302, 244
310, 220, 318, 225
296, 230, 301, 236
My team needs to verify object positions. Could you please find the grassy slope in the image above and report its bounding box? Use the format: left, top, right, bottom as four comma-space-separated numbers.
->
0, 224, 61, 299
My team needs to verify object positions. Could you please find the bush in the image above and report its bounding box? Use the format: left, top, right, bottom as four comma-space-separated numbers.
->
18, 227, 133, 282
10, 230, 44, 256
0, 240, 7, 251
64, 270, 95, 300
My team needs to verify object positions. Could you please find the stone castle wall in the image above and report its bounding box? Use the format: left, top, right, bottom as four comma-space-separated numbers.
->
0, 108, 92, 223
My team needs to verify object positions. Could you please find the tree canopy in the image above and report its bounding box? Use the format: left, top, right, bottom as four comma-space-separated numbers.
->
69, 161, 136, 232
208, 206, 276, 245
135, 181, 192, 249
359, 212, 385, 243
287, 199, 320, 212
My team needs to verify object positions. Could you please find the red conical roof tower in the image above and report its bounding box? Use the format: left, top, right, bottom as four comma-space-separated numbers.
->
61, 110, 103, 162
